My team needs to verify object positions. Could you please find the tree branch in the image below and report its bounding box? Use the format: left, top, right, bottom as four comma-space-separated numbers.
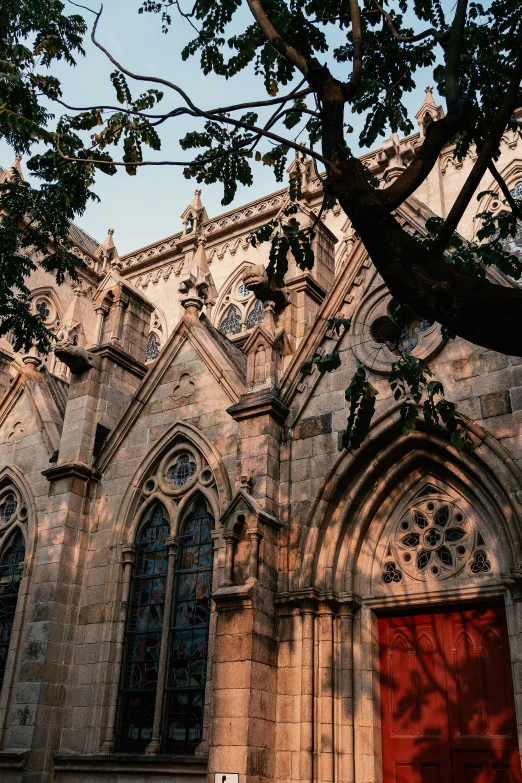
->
433, 44, 522, 252
346, 0, 363, 96
245, 0, 310, 75
88, 8, 340, 174
372, 0, 446, 43
445, 0, 468, 109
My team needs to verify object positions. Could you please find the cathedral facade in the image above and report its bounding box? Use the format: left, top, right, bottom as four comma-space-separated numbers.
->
0, 89, 522, 783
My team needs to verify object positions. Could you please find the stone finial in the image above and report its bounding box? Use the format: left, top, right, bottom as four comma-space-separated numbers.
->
0, 154, 24, 184
178, 237, 217, 317
425, 85, 433, 95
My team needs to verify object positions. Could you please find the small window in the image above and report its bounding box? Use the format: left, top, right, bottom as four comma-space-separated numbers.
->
219, 306, 242, 337
0, 494, 17, 526
146, 333, 161, 362
167, 455, 197, 488
245, 299, 265, 329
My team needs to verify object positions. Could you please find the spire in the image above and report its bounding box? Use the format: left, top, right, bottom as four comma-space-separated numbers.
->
415, 86, 444, 137
96, 228, 121, 272
180, 188, 209, 235
0, 153, 24, 184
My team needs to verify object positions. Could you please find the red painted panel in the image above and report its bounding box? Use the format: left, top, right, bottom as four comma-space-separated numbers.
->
380, 607, 522, 783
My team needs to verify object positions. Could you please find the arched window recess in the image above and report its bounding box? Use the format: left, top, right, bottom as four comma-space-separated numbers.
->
0, 528, 26, 694
115, 448, 217, 756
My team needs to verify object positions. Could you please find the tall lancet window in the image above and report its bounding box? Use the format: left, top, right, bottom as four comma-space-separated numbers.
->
118, 505, 169, 753
0, 529, 25, 692
117, 494, 214, 755
165, 494, 214, 754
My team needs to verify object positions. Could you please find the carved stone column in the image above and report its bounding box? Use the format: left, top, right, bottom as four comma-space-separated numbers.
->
100, 544, 135, 754
300, 600, 315, 783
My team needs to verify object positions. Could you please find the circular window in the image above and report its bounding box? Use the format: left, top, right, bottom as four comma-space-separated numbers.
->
167, 455, 197, 488
386, 495, 491, 583
351, 285, 442, 373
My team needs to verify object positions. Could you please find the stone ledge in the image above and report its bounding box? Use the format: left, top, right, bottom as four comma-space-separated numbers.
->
227, 391, 289, 424
90, 343, 148, 379
0, 749, 28, 770
42, 461, 101, 483
53, 752, 207, 777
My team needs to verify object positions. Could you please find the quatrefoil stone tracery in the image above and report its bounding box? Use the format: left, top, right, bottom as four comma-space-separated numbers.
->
391, 497, 482, 581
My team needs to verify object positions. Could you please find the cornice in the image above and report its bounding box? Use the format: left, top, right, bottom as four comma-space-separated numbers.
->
227, 390, 289, 425
90, 343, 148, 379
42, 461, 101, 483
285, 273, 327, 305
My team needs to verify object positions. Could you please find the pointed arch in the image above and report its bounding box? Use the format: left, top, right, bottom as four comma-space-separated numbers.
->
293, 409, 522, 596
114, 421, 231, 548
212, 260, 257, 332
0, 464, 37, 563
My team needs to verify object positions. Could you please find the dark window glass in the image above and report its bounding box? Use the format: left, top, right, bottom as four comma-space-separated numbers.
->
167, 455, 197, 488
245, 299, 265, 329
146, 333, 161, 362
117, 505, 169, 753
0, 494, 17, 526
165, 495, 214, 755
219, 306, 242, 337
0, 530, 25, 692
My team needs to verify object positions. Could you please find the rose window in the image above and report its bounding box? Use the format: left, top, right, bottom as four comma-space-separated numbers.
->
0, 494, 17, 525
167, 455, 197, 488
385, 496, 491, 582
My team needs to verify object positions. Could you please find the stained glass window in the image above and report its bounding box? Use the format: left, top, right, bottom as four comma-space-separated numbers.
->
219, 306, 242, 337
36, 301, 50, 321
499, 181, 522, 266
237, 282, 251, 298
146, 333, 161, 362
117, 505, 169, 753
0, 530, 25, 693
167, 455, 197, 488
0, 494, 17, 526
245, 299, 265, 329
165, 495, 214, 755
511, 181, 522, 200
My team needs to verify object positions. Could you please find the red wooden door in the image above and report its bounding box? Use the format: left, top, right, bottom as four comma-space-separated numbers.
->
379, 606, 522, 783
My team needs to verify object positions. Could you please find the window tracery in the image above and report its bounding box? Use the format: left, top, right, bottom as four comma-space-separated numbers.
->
245, 299, 265, 329
382, 493, 491, 584
167, 455, 197, 488
218, 305, 242, 337
500, 180, 522, 263
0, 529, 25, 693
0, 494, 17, 525
146, 332, 161, 362
117, 446, 216, 755
213, 264, 267, 340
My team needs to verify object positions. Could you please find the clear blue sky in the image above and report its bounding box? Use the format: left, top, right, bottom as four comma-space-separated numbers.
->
0, 0, 438, 255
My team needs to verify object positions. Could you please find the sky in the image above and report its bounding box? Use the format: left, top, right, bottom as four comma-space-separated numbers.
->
1, 0, 440, 255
